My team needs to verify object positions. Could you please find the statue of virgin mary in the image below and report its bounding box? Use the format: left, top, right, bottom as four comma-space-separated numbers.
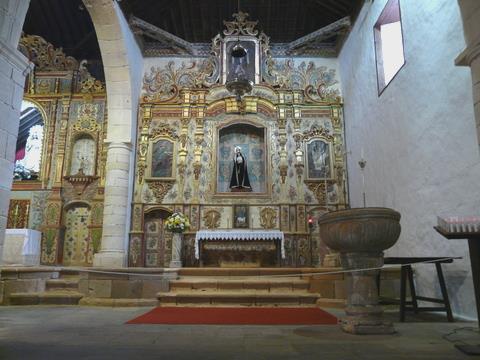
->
229, 146, 252, 192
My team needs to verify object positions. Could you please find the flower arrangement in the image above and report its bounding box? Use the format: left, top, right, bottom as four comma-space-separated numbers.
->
164, 212, 190, 233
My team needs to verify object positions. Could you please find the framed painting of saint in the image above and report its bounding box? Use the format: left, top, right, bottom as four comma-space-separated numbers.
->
233, 205, 249, 228
305, 138, 333, 180
148, 138, 175, 179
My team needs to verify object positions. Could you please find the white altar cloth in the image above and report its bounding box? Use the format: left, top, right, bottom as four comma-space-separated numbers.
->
2, 229, 41, 266
195, 229, 285, 259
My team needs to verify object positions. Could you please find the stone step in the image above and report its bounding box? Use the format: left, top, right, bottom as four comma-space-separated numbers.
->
79, 298, 158, 307
46, 279, 80, 291
178, 267, 336, 277
170, 279, 309, 292
315, 298, 346, 309
157, 291, 319, 306
9, 291, 84, 305
58, 270, 81, 279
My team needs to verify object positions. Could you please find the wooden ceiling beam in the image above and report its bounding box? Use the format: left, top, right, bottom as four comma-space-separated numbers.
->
313, 0, 345, 18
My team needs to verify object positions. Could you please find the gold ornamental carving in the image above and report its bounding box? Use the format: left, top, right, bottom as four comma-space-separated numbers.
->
203, 210, 221, 229
260, 208, 277, 229
302, 125, 334, 141
305, 181, 329, 204
19, 34, 78, 71
62, 171, 100, 202
146, 180, 174, 202
151, 124, 179, 140
73, 103, 100, 132
223, 11, 259, 36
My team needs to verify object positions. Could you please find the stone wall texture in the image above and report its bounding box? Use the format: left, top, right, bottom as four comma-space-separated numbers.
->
0, 0, 31, 263
339, 0, 480, 319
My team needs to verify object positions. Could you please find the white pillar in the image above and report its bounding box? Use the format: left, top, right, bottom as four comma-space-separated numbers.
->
456, 0, 480, 150
93, 142, 132, 267
0, 0, 32, 263
83, 0, 143, 268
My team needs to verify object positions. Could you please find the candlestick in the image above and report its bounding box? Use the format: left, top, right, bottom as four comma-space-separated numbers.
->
324, 177, 328, 209
358, 158, 367, 208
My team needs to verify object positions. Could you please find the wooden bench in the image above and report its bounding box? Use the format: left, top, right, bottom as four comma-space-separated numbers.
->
378, 257, 460, 322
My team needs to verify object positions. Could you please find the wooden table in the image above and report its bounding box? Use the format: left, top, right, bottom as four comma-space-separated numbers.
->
434, 227, 480, 324
380, 257, 458, 322
434, 226, 480, 355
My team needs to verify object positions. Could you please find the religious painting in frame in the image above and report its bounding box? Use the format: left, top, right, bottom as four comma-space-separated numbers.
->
233, 204, 249, 229
222, 37, 260, 85
148, 137, 176, 180
305, 138, 333, 180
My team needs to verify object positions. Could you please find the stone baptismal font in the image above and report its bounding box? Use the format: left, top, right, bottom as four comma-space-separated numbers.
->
318, 207, 401, 334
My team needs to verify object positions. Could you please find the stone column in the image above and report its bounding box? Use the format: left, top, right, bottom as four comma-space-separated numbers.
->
83, 0, 143, 268
93, 142, 132, 267
456, 1, 480, 150
0, 0, 33, 263
341, 252, 393, 334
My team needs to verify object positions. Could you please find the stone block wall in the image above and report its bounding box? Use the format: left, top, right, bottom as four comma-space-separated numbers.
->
0, 267, 56, 305
77, 268, 177, 300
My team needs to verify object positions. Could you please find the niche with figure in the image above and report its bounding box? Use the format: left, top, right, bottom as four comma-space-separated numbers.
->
14, 100, 45, 180
217, 123, 266, 193
70, 135, 96, 176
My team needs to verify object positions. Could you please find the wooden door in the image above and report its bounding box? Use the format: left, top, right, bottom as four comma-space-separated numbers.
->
144, 217, 166, 267
63, 206, 93, 266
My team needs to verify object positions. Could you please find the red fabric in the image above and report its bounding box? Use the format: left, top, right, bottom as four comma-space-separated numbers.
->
15, 148, 25, 161
127, 307, 338, 325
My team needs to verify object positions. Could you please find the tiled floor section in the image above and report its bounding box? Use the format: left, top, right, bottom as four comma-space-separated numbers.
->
0, 306, 478, 359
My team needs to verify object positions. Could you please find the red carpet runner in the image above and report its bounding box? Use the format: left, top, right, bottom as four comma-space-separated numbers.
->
127, 307, 338, 325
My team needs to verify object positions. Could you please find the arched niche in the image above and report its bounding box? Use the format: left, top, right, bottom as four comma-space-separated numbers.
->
70, 134, 96, 176
217, 121, 267, 194
13, 99, 47, 181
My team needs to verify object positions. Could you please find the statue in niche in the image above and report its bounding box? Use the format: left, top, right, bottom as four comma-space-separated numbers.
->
70, 137, 95, 176
229, 146, 252, 192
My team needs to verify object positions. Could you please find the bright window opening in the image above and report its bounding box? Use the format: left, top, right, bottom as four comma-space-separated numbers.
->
374, 0, 405, 94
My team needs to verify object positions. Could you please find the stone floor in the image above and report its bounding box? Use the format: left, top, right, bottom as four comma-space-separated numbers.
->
0, 306, 479, 359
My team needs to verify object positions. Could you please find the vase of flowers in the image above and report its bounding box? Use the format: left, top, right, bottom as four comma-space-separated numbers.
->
165, 212, 190, 268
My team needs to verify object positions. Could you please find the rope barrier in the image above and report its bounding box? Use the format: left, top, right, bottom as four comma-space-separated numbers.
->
42, 256, 461, 279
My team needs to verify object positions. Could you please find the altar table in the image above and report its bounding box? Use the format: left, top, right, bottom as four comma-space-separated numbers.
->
2, 229, 41, 266
194, 229, 285, 262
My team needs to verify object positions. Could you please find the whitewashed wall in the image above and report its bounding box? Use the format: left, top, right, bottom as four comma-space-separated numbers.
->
339, 0, 480, 319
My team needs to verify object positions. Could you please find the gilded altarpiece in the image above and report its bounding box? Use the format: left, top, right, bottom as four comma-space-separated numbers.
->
7, 34, 107, 266
130, 13, 349, 267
